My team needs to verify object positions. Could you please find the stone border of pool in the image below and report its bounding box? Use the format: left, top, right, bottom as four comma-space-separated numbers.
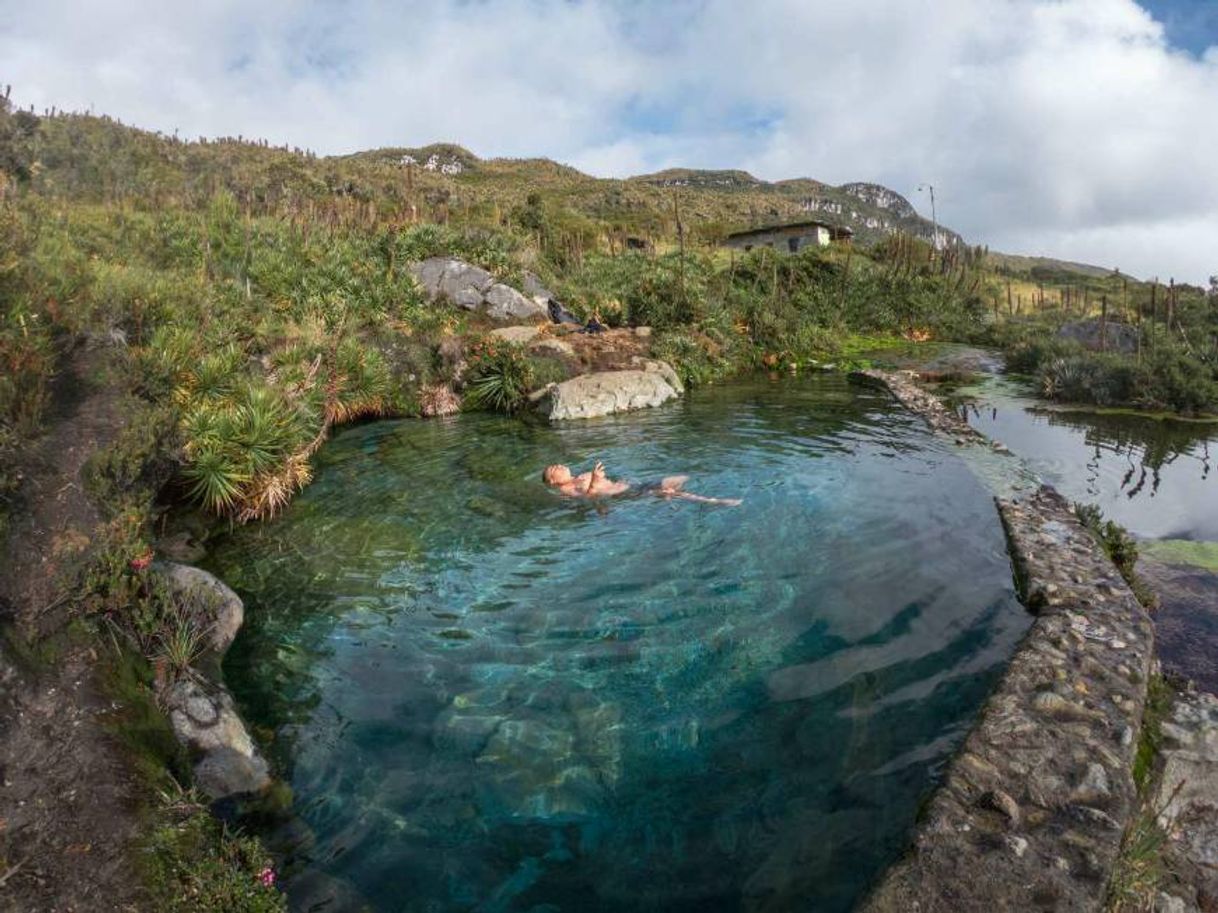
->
854, 369, 1155, 912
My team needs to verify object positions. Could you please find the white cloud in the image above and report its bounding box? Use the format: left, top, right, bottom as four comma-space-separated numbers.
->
1, 0, 1215, 282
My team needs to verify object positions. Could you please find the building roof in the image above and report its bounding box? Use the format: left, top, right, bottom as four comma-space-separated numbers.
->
725, 219, 853, 241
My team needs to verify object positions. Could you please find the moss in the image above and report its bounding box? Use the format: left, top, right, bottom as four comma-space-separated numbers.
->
1133, 674, 1172, 795
140, 795, 286, 913
1140, 539, 1218, 573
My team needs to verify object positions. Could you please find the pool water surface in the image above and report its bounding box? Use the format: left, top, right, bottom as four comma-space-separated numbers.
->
207, 374, 1027, 913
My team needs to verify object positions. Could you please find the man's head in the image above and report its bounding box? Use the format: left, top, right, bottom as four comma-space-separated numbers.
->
542, 464, 572, 486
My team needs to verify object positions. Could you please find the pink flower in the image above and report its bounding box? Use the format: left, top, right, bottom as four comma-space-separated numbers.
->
129, 551, 154, 572
257, 866, 276, 887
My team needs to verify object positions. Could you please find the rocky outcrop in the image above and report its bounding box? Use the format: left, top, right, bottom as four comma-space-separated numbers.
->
538, 360, 682, 421
410, 258, 546, 321
163, 677, 271, 798
1058, 319, 1139, 355
1153, 689, 1218, 910
155, 562, 271, 800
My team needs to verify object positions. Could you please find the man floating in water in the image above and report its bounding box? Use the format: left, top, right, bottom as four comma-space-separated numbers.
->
542, 462, 742, 505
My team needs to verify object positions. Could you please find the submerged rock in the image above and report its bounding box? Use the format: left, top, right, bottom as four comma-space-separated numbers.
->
539, 361, 682, 421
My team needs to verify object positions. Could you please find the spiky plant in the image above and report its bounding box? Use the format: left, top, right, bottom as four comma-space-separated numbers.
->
231, 384, 302, 475
327, 340, 393, 423
182, 446, 249, 514
236, 454, 313, 523
156, 615, 206, 679
464, 340, 534, 414
174, 344, 244, 407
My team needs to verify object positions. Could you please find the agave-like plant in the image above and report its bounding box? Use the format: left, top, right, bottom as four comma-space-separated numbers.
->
327, 339, 393, 423
182, 445, 250, 514
231, 383, 302, 474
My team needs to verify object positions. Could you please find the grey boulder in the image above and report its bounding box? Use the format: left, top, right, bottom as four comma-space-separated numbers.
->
541, 361, 682, 421
163, 677, 271, 798
157, 562, 244, 656
410, 258, 546, 321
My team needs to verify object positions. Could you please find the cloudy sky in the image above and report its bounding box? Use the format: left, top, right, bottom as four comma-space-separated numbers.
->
1, 0, 1216, 282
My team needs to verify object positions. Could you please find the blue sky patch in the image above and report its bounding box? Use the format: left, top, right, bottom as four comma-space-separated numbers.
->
1138, 0, 1218, 54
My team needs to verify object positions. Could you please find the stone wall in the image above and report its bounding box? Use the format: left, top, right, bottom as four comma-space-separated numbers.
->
858, 371, 1155, 912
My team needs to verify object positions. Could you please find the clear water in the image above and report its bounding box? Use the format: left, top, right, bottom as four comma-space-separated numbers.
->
207, 374, 1026, 913
953, 376, 1218, 541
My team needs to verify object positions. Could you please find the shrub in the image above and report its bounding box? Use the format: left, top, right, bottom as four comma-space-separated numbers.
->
463, 339, 535, 413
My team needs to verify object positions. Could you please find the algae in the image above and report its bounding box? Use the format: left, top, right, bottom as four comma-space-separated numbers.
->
1140, 539, 1218, 573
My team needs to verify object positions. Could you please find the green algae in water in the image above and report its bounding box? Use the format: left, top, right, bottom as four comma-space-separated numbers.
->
209, 374, 1028, 913
1141, 539, 1218, 573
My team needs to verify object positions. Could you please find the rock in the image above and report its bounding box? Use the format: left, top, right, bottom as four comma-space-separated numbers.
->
489, 325, 542, 345
194, 747, 271, 799
531, 338, 576, 358
162, 678, 271, 798
410, 257, 546, 321
629, 357, 684, 393
1005, 835, 1029, 858
1071, 763, 1112, 804
156, 563, 244, 655
155, 530, 207, 564
634, 326, 653, 338
541, 365, 681, 421
1032, 691, 1103, 723
1155, 893, 1188, 913
522, 272, 555, 304
483, 283, 544, 321
978, 788, 1021, 826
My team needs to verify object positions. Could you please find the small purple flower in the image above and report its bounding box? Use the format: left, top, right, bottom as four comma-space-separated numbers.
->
257, 866, 276, 888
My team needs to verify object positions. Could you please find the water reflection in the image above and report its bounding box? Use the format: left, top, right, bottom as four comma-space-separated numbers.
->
953, 377, 1218, 540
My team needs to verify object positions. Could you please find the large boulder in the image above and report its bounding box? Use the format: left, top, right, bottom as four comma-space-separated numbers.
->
1057, 319, 1139, 355
540, 361, 682, 421
410, 257, 546, 322
157, 562, 243, 656
163, 677, 271, 798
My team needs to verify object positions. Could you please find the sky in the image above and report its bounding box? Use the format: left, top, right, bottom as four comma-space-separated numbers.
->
1, 0, 1216, 283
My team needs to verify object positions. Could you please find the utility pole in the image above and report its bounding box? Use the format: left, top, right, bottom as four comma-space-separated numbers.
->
917, 183, 938, 252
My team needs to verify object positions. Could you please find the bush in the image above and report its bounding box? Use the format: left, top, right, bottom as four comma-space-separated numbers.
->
463, 339, 535, 413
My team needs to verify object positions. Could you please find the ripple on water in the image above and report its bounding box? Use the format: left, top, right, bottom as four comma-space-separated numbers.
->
210, 374, 1027, 913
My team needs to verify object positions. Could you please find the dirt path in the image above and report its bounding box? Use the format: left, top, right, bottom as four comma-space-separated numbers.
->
0, 343, 147, 913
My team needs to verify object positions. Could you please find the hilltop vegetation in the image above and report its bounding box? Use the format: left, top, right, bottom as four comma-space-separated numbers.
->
2, 93, 1217, 535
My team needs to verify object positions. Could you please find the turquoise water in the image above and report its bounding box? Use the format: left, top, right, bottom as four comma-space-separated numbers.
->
208, 374, 1027, 913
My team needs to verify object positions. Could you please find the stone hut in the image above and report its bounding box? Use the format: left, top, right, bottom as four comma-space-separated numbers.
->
722, 219, 852, 254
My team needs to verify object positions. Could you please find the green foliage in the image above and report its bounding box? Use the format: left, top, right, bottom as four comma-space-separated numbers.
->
83, 399, 180, 515
463, 339, 535, 413
1133, 674, 1172, 794
1106, 804, 1168, 912
1073, 503, 1156, 607
142, 788, 285, 913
